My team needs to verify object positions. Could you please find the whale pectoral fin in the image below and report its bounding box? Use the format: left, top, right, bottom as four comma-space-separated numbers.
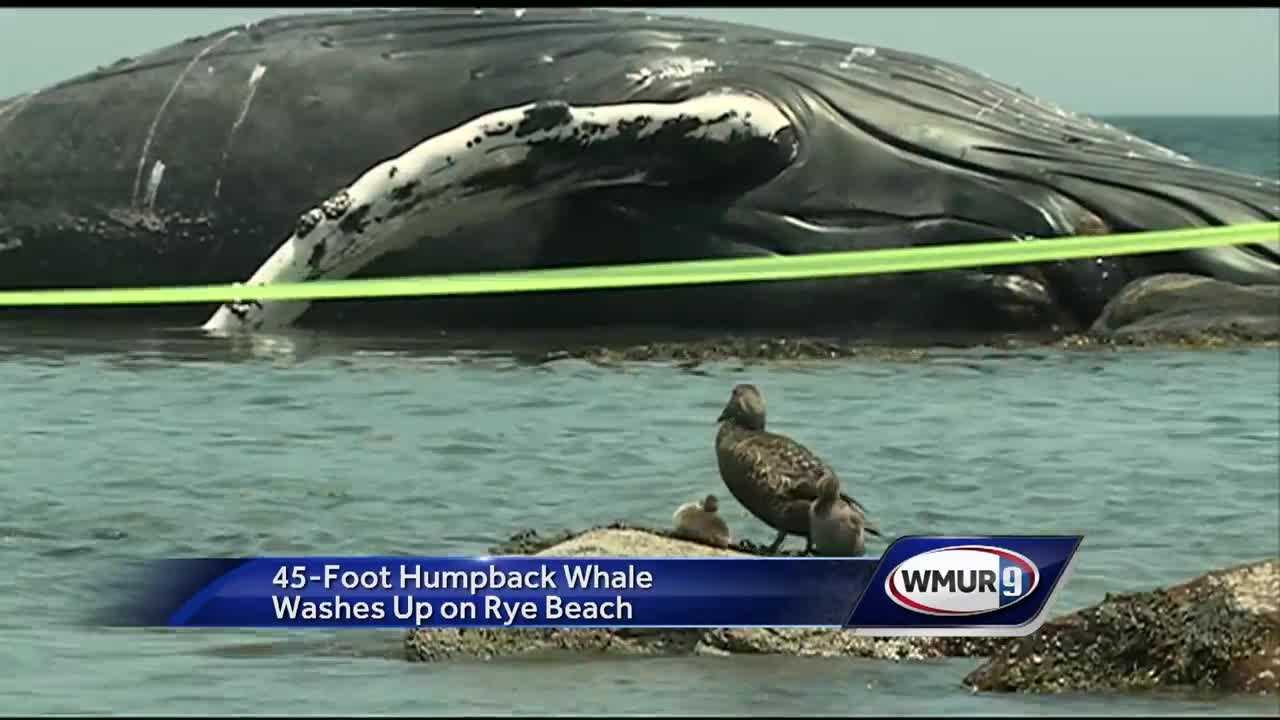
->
202, 91, 798, 334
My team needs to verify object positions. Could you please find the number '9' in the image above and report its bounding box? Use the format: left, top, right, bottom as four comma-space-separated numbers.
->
1001, 567, 1022, 597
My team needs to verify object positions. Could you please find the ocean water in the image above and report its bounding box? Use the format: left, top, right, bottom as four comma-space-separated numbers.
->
1, 116, 1278, 716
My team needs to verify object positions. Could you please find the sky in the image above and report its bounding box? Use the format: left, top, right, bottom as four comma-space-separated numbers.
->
0, 7, 1276, 116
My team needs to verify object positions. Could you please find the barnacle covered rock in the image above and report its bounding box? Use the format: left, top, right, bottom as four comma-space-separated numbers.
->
965, 558, 1279, 694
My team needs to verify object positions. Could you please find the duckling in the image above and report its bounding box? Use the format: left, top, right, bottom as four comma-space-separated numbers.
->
809, 473, 875, 556
672, 493, 732, 548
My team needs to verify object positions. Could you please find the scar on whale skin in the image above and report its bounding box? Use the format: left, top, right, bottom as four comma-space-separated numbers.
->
132, 30, 240, 209
201, 91, 796, 335
142, 159, 166, 211
214, 63, 269, 200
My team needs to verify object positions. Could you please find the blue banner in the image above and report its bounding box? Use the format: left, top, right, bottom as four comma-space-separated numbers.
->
101, 536, 1081, 635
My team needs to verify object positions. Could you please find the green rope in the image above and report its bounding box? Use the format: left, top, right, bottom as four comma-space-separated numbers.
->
0, 222, 1274, 307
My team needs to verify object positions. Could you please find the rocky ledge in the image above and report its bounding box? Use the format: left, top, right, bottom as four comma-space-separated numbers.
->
965, 557, 1279, 695
518, 274, 1278, 366
403, 527, 1278, 697
1088, 273, 1280, 345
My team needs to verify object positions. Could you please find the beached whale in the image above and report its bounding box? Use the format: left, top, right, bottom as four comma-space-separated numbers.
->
0, 8, 1275, 337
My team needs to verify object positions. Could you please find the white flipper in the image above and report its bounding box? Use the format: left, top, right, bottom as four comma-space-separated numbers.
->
202, 90, 795, 333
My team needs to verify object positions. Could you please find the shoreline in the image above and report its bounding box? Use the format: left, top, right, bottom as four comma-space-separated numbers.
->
522, 330, 1279, 367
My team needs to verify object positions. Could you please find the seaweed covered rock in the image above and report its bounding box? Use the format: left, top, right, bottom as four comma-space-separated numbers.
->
1090, 273, 1280, 344
524, 325, 1277, 368
535, 337, 933, 367
965, 558, 1280, 694
403, 526, 983, 663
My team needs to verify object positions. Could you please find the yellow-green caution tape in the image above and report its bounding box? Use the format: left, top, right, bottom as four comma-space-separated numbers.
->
0, 222, 1274, 307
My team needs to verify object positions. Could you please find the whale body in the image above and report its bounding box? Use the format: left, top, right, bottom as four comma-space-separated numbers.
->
0, 8, 1275, 336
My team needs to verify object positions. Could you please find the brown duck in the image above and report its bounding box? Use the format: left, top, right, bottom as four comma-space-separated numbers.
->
715, 383, 882, 554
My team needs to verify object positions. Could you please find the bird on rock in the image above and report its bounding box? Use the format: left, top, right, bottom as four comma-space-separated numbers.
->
714, 383, 881, 554
809, 473, 874, 556
672, 493, 733, 548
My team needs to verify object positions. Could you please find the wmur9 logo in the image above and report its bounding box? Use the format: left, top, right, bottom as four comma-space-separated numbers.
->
883, 545, 1040, 616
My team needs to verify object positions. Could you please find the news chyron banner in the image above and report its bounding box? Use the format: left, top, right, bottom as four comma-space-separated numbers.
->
106, 536, 1082, 635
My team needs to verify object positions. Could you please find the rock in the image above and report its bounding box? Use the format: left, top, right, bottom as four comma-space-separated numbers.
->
541, 337, 932, 367
964, 558, 1280, 695
1090, 273, 1280, 344
403, 525, 981, 663
520, 322, 1276, 368
486, 522, 813, 559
